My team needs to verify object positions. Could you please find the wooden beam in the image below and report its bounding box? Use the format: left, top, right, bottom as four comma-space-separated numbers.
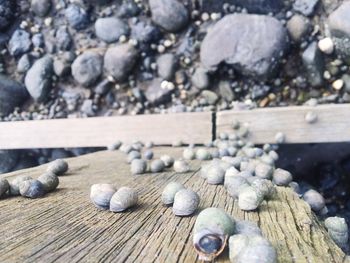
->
217, 104, 350, 144
0, 112, 213, 149
0, 148, 345, 262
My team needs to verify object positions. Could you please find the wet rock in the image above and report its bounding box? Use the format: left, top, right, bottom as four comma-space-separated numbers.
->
72, 51, 103, 86
9, 29, 32, 57
328, 2, 350, 38
81, 99, 95, 116
0, 0, 16, 30
0, 75, 28, 116
131, 21, 161, 46
219, 81, 234, 102
17, 54, 31, 73
149, 0, 189, 32
0, 150, 19, 174
157, 53, 177, 80
53, 58, 70, 77
302, 42, 324, 87
32, 33, 44, 48
31, 0, 51, 17
56, 26, 73, 51
25, 55, 54, 102
200, 14, 288, 80
201, 90, 219, 105
65, 4, 89, 30
191, 67, 209, 90
293, 0, 319, 16
286, 14, 311, 42
117, 1, 140, 18
145, 78, 173, 105
95, 17, 129, 43
104, 43, 138, 81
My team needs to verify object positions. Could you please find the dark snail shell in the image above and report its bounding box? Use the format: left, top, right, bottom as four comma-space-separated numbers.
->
0, 178, 10, 198
47, 159, 68, 175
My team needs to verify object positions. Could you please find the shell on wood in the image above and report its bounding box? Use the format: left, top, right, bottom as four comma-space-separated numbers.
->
161, 182, 185, 205
206, 165, 225, 185
273, 168, 293, 186
235, 220, 262, 237
107, 141, 122, 151
229, 234, 277, 263
193, 207, 235, 261
183, 148, 195, 160
325, 216, 349, 249
150, 159, 166, 173
143, 150, 154, 160
173, 160, 190, 173
0, 178, 10, 198
250, 178, 276, 200
160, 155, 174, 168
225, 176, 250, 199
225, 167, 239, 179
172, 189, 199, 216
90, 183, 116, 210
110, 187, 138, 212
127, 150, 141, 163
255, 162, 274, 179
130, 159, 147, 175
47, 159, 69, 175
38, 172, 59, 192
196, 148, 211, 160
302, 189, 325, 212
120, 144, 133, 154
9, 175, 33, 196
19, 179, 45, 198
238, 186, 264, 211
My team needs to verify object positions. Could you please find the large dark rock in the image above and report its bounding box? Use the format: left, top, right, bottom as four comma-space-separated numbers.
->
104, 44, 138, 82
149, 0, 189, 32
328, 1, 350, 38
0, 0, 16, 31
0, 75, 28, 116
200, 14, 289, 79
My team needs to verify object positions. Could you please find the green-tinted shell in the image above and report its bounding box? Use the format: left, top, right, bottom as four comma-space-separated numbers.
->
325, 216, 348, 249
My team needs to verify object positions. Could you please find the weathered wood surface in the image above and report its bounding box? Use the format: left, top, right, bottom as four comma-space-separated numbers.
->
217, 104, 350, 144
0, 148, 346, 263
0, 112, 212, 149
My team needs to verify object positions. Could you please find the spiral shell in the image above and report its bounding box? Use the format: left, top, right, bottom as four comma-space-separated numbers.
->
143, 150, 154, 160
161, 182, 185, 205
130, 159, 147, 175
206, 165, 225, 185
273, 168, 293, 186
193, 207, 235, 261
0, 178, 10, 198
229, 234, 277, 263
160, 155, 174, 168
110, 187, 138, 212
250, 178, 276, 200
235, 220, 263, 236
238, 186, 264, 211
172, 189, 199, 216
225, 176, 250, 199
183, 148, 195, 160
38, 172, 59, 192
9, 175, 32, 196
173, 160, 190, 173
150, 159, 166, 173
19, 179, 45, 198
325, 216, 348, 249
47, 159, 68, 175
90, 183, 116, 210
127, 150, 141, 163
302, 189, 325, 212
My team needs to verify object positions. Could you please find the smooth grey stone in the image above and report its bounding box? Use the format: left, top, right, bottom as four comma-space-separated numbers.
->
95, 17, 129, 43
286, 14, 311, 42
145, 78, 173, 105
72, 51, 103, 86
302, 42, 324, 87
31, 0, 51, 17
157, 53, 177, 80
9, 29, 32, 56
293, 0, 319, 16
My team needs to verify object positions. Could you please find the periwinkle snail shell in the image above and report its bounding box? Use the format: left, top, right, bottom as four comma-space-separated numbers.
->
9, 175, 33, 196
225, 167, 239, 178
90, 184, 116, 210
143, 149, 154, 160
238, 186, 264, 211
47, 159, 68, 175
225, 176, 250, 199
150, 159, 165, 173
206, 165, 225, 185
173, 160, 190, 173
127, 150, 141, 163
302, 189, 325, 212
38, 172, 59, 192
196, 148, 211, 160
0, 178, 10, 198
172, 189, 199, 216
229, 234, 277, 263
183, 148, 195, 160
235, 220, 263, 236
160, 155, 174, 168
19, 179, 45, 198
161, 182, 185, 205
110, 187, 138, 212
130, 159, 147, 175
325, 216, 349, 249
250, 178, 276, 200
193, 207, 235, 261
255, 162, 274, 179
107, 141, 122, 151
272, 168, 293, 186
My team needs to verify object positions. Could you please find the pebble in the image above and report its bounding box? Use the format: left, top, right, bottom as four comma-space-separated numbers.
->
25, 55, 54, 102
150, 159, 165, 173
191, 67, 209, 90
108, 141, 122, 151
302, 42, 324, 87
65, 4, 89, 30
286, 14, 310, 42
9, 176, 33, 196
328, 2, 350, 38
56, 26, 73, 51
0, 178, 9, 197
95, 17, 129, 43
72, 51, 103, 86
143, 150, 154, 160
130, 159, 147, 175
37, 172, 59, 192
9, 29, 32, 57
31, 0, 51, 17
318, 38, 334, 54
303, 189, 326, 212
332, 79, 344, 90
127, 151, 141, 163
149, 0, 189, 32
157, 53, 177, 80
293, 0, 319, 16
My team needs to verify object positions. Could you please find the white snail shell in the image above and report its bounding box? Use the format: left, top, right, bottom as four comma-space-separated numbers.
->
130, 159, 147, 175
255, 162, 274, 179
207, 165, 225, 185
238, 186, 264, 211
172, 189, 199, 216
273, 168, 293, 186
250, 178, 276, 200
110, 187, 138, 212
161, 182, 185, 205
90, 183, 116, 210
183, 148, 195, 160
325, 216, 349, 249
302, 189, 325, 212
173, 159, 190, 173
225, 176, 250, 199
160, 155, 174, 168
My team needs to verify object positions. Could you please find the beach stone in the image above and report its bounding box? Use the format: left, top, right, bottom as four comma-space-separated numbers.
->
145, 78, 173, 105
149, 0, 189, 32
302, 42, 324, 87
72, 51, 103, 86
328, 2, 350, 38
0, 0, 16, 30
95, 17, 129, 43
191, 67, 209, 90
200, 14, 288, 79
293, 0, 319, 16
157, 53, 177, 80
31, 0, 51, 17
9, 29, 32, 56
65, 4, 89, 30
56, 26, 73, 51
286, 14, 311, 42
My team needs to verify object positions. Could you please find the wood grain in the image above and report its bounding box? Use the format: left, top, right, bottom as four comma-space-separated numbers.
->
217, 104, 350, 144
0, 112, 213, 149
0, 148, 346, 263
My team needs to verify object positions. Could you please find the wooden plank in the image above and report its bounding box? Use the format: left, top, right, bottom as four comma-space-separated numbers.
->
217, 104, 350, 144
0, 148, 346, 263
0, 112, 212, 149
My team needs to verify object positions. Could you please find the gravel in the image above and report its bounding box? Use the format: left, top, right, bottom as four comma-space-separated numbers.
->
95, 17, 129, 43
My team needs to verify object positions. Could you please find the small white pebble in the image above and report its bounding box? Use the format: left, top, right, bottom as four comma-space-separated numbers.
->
157, 45, 165, 53
119, 35, 127, 43
275, 132, 285, 144
201, 12, 210, 21
305, 111, 318, 124
318, 37, 334, 54
332, 79, 344, 90
163, 39, 172, 47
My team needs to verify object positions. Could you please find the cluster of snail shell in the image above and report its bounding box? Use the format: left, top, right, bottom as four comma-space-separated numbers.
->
90, 184, 138, 212
161, 182, 199, 216
193, 207, 276, 263
0, 159, 68, 199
